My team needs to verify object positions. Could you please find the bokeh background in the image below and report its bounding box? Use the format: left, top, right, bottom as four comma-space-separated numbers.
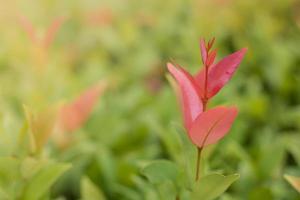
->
0, 0, 300, 199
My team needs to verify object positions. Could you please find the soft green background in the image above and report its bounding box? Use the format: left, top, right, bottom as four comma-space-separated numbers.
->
0, 0, 300, 199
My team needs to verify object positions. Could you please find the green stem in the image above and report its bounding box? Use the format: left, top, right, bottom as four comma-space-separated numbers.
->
195, 147, 203, 181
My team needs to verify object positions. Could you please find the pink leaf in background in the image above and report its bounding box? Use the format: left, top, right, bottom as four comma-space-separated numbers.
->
44, 16, 66, 49
18, 15, 38, 44
195, 48, 247, 99
167, 63, 203, 130
18, 15, 66, 48
189, 106, 238, 148
59, 81, 106, 132
85, 7, 114, 26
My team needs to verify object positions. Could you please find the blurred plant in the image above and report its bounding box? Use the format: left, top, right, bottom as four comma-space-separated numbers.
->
18, 15, 66, 69
54, 81, 106, 149
85, 7, 114, 27
0, 79, 105, 199
18, 15, 66, 50
23, 105, 58, 155
0, 105, 70, 199
284, 175, 300, 193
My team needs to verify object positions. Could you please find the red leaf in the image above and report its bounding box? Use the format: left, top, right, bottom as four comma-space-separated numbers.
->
167, 63, 203, 130
189, 106, 238, 148
207, 37, 215, 51
59, 81, 106, 132
195, 48, 247, 98
18, 15, 65, 48
206, 49, 217, 67
18, 15, 38, 44
44, 16, 66, 48
200, 39, 207, 65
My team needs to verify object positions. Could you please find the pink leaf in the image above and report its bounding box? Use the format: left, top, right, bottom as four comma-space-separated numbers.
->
195, 48, 247, 98
18, 15, 65, 48
18, 15, 38, 44
207, 37, 215, 51
206, 49, 217, 67
167, 63, 203, 130
44, 16, 66, 48
189, 106, 238, 148
59, 81, 106, 132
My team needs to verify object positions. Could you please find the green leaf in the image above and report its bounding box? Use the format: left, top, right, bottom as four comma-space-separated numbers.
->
20, 157, 44, 180
0, 186, 9, 200
81, 176, 106, 200
23, 105, 38, 154
16, 121, 30, 156
0, 157, 21, 189
248, 187, 273, 200
283, 134, 300, 166
284, 174, 300, 193
22, 162, 71, 200
141, 160, 179, 185
192, 173, 239, 200
23, 105, 57, 154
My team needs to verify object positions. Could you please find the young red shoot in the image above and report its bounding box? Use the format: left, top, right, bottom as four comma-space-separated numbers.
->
167, 38, 247, 181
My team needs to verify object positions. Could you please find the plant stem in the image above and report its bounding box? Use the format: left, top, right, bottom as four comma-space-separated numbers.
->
195, 147, 203, 181
195, 55, 209, 181
204, 65, 208, 100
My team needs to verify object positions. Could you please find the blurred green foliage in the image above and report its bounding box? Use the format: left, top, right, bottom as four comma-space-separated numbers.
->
0, 0, 300, 199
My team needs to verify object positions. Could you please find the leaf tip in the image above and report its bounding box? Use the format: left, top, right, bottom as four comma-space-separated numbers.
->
166, 62, 175, 71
